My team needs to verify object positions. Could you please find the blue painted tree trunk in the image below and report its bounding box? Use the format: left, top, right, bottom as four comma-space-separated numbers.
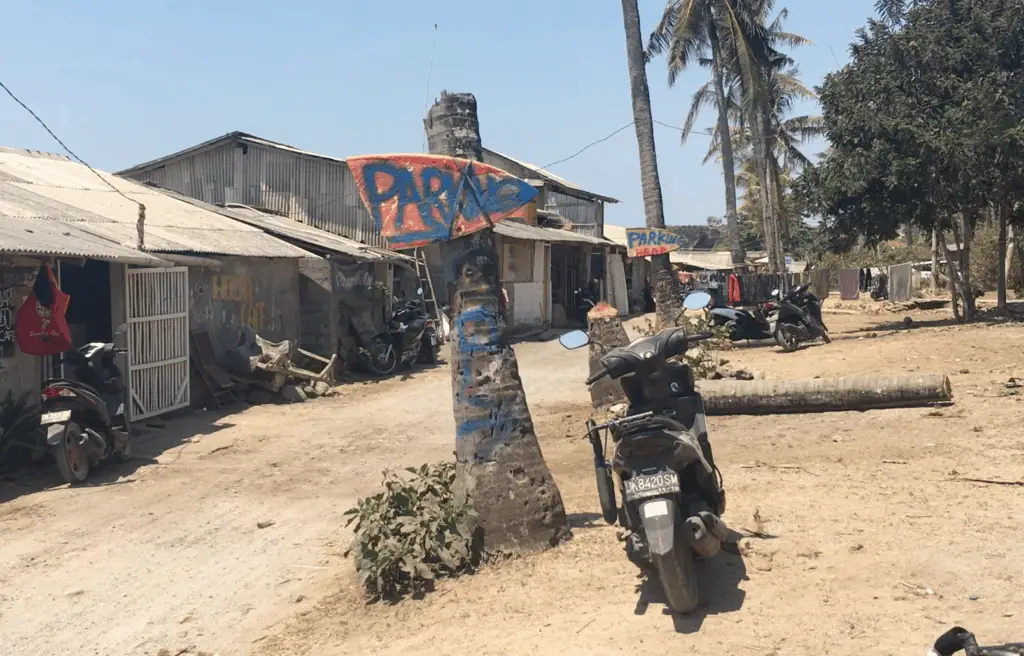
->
427, 92, 569, 554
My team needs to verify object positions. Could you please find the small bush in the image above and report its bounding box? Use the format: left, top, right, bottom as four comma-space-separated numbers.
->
343, 462, 478, 600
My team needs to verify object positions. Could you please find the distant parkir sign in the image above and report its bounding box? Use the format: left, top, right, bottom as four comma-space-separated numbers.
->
346, 153, 538, 250
625, 228, 684, 258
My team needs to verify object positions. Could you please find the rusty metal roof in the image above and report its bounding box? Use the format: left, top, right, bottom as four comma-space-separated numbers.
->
483, 148, 620, 204
0, 148, 317, 259
494, 220, 613, 246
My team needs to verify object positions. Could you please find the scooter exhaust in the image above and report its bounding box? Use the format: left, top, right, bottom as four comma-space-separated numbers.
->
685, 512, 731, 558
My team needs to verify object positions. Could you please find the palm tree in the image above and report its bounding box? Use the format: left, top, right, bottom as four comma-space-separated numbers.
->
647, 0, 766, 269
621, 0, 682, 327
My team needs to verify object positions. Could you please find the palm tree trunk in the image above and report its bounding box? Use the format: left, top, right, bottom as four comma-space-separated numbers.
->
621, 0, 681, 328
709, 29, 745, 269
425, 92, 569, 554
930, 226, 939, 293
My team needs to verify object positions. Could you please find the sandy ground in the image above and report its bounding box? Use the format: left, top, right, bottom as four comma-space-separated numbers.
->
2, 303, 1023, 655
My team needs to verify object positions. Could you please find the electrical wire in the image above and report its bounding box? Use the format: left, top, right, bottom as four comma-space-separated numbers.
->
0, 78, 142, 208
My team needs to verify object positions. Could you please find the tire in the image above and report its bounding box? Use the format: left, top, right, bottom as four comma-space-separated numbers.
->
653, 514, 700, 614
51, 422, 90, 484
367, 341, 399, 376
774, 325, 799, 352
595, 465, 617, 525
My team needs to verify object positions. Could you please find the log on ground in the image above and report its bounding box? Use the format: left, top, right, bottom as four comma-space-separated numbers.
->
697, 374, 953, 415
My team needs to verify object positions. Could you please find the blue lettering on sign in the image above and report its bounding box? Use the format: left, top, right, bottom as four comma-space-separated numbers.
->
360, 162, 537, 247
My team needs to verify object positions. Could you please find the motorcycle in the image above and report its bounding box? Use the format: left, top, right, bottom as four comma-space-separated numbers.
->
559, 325, 728, 614
704, 297, 775, 342
40, 323, 133, 484
766, 283, 831, 352
363, 292, 434, 376
930, 626, 1024, 655
572, 287, 597, 327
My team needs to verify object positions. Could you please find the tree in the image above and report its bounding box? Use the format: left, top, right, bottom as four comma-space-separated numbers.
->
423, 92, 569, 553
810, 0, 1024, 320
621, 0, 682, 328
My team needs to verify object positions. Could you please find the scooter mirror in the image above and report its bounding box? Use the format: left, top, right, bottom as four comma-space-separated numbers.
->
416, 287, 423, 296
115, 323, 128, 336
682, 291, 713, 311
558, 330, 590, 350
770, 289, 780, 299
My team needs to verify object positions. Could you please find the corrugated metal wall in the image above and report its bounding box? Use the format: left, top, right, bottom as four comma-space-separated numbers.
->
124, 141, 384, 248
543, 189, 601, 237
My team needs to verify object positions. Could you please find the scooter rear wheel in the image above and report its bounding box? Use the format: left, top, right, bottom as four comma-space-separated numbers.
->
52, 422, 90, 484
774, 326, 800, 352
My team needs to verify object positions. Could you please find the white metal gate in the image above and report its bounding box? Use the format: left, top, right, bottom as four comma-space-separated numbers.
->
124, 266, 190, 420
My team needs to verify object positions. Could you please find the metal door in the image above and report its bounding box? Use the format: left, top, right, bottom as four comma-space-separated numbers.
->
124, 266, 190, 420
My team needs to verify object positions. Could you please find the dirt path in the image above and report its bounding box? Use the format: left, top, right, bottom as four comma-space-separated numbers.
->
2, 308, 1022, 655
0, 348, 570, 656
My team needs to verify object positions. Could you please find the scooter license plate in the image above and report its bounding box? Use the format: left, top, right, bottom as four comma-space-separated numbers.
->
623, 471, 680, 502
40, 410, 71, 425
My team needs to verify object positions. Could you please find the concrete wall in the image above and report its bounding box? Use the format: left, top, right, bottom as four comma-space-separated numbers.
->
498, 236, 550, 330
298, 258, 335, 358
188, 257, 300, 362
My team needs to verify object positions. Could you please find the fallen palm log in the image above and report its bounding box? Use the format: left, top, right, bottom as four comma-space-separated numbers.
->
697, 373, 952, 415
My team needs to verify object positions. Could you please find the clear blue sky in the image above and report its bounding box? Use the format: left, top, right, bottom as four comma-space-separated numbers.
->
0, 0, 880, 228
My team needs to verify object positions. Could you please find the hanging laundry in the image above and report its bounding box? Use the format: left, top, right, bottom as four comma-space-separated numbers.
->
839, 268, 861, 300
728, 274, 742, 306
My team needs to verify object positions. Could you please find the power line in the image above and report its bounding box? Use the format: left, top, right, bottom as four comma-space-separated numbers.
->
0, 79, 141, 208
541, 121, 635, 169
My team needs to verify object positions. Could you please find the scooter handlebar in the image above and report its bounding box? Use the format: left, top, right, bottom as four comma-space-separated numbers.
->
585, 369, 609, 385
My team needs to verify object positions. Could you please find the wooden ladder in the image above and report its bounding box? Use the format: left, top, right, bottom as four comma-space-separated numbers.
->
414, 248, 441, 322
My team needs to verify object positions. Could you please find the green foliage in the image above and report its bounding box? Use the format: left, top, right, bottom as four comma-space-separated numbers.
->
807, 0, 1024, 317
0, 391, 41, 468
343, 462, 478, 601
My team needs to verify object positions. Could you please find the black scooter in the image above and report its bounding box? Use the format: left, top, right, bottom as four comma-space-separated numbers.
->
559, 327, 728, 614
766, 284, 831, 352
40, 323, 132, 484
706, 302, 774, 342
364, 294, 433, 376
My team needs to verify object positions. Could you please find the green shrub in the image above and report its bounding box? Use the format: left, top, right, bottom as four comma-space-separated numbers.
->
343, 462, 478, 600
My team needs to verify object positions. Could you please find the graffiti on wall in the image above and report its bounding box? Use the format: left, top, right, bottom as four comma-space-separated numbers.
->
211, 274, 267, 333
1, 267, 37, 358
625, 228, 684, 258
346, 154, 538, 249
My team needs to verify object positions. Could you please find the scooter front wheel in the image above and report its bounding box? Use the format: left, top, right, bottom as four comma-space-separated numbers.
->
52, 422, 90, 484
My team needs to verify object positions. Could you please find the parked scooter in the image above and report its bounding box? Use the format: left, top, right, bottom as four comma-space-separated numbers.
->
766, 283, 831, 352
929, 626, 1024, 655
572, 287, 598, 327
363, 290, 434, 376
40, 323, 132, 484
559, 326, 728, 614
701, 295, 775, 342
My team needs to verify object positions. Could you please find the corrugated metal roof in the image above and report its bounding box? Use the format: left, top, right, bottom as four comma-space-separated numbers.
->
118, 131, 349, 176
483, 148, 620, 204
495, 220, 613, 246
0, 148, 316, 259
216, 202, 412, 263
0, 213, 171, 265
670, 250, 734, 270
